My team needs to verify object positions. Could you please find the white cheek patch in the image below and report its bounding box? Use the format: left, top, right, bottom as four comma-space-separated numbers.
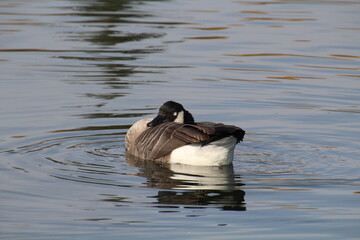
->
174, 110, 184, 123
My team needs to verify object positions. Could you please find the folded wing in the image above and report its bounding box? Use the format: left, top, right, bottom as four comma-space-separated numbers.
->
135, 122, 215, 160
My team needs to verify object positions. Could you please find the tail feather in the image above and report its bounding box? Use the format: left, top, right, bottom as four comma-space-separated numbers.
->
201, 125, 245, 146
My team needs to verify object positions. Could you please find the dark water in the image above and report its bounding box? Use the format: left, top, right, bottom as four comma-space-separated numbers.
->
1, 0, 360, 239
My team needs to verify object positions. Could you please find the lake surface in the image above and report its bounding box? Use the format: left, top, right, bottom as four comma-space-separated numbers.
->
1, 0, 359, 239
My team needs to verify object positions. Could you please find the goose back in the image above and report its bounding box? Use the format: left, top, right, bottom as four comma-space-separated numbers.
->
136, 122, 215, 159
126, 121, 244, 162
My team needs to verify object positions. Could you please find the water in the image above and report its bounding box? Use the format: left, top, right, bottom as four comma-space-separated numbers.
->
1, 0, 359, 239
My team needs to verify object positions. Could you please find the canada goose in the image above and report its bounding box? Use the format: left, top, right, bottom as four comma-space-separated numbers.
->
125, 101, 245, 166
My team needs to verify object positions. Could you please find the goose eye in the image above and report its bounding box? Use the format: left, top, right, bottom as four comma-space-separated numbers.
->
173, 112, 178, 116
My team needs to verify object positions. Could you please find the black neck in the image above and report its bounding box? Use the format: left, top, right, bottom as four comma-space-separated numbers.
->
184, 110, 195, 124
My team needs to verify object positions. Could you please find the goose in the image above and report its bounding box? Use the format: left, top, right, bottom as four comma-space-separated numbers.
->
125, 101, 245, 166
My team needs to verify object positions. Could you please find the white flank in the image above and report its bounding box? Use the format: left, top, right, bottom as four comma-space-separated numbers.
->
169, 136, 237, 166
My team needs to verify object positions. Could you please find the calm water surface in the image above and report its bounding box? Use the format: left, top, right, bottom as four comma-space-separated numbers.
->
1, 0, 360, 239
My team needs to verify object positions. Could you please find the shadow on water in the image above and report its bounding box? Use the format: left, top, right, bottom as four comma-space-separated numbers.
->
126, 155, 246, 211
60, 0, 168, 98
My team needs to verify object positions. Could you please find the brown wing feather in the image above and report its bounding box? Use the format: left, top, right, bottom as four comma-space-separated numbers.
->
197, 122, 245, 143
135, 122, 215, 160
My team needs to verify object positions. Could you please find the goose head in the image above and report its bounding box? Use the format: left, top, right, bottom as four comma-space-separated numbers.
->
147, 101, 195, 127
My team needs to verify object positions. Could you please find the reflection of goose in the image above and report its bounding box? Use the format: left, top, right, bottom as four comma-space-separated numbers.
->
155, 190, 246, 211
169, 164, 236, 191
125, 101, 245, 166
126, 155, 246, 211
